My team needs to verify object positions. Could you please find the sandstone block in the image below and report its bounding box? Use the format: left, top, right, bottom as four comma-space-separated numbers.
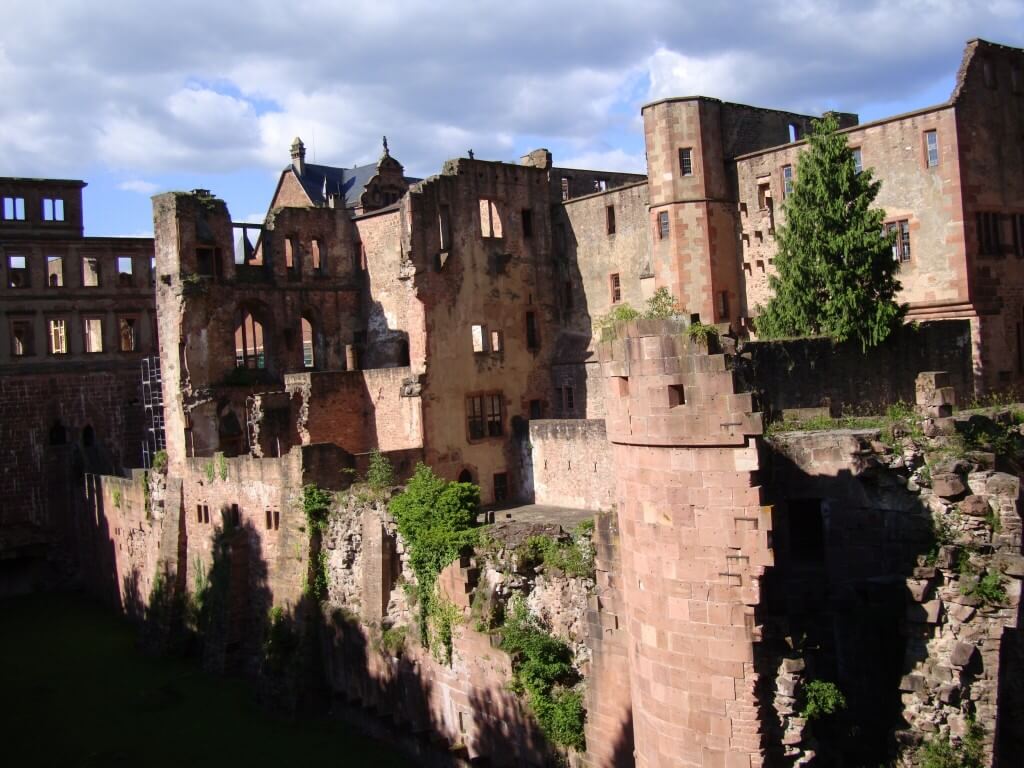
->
959, 495, 991, 518
932, 473, 966, 499
950, 642, 976, 668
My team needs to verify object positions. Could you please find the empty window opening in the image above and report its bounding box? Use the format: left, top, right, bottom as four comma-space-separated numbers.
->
49, 420, 67, 445
311, 239, 323, 272
668, 384, 685, 407
301, 317, 315, 368
493, 472, 509, 503
887, 220, 912, 262
655, 208, 671, 239
529, 399, 543, 419
718, 291, 730, 321
562, 385, 575, 413
47, 255, 63, 286
7, 255, 28, 288
439, 205, 452, 251
606, 205, 616, 235
230, 503, 240, 526
679, 147, 693, 176
195, 246, 216, 276
117, 256, 133, 285
265, 509, 273, 530
788, 498, 825, 564
560, 177, 570, 202
273, 510, 280, 530
479, 199, 503, 238
757, 181, 772, 210
10, 319, 32, 356
48, 318, 67, 354
119, 317, 137, 352
788, 123, 800, 142
83, 317, 104, 353
525, 311, 539, 350
977, 212, 1002, 256
82, 256, 100, 287
197, 505, 203, 523
284, 238, 299, 275
490, 329, 503, 352
471, 324, 487, 353
235, 311, 265, 369
2, 197, 25, 220
610, 273, 622, 303
782, 165, 794, 197
458, 469, 474, 484
149, 256, 156, 285
925, 130, 939, 168
82, 425, 95, 447
852, 148, 863, 174
42, 198, 65, 221
595, 178, 608, 192
521, 208, 533, 238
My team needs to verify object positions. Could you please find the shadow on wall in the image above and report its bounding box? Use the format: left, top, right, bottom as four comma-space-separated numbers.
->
362, 299, 411, 371
549, 216, 594, 422
756, 439, 941, 767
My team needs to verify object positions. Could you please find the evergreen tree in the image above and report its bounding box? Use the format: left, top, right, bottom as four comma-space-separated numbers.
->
755, 113, 905, 349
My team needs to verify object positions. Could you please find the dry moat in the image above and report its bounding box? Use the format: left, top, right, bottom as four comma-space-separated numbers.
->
0, 593, 410, 767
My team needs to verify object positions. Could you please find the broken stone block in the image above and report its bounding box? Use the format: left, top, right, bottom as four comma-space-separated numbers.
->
907, 579, 933, 602
938, 684, 961, 705
782, 657, 806, 673
932, 473, 966, 499
999, 554, 1024, 578
900, 674, 926, 693
959, 495, 991, 517
947, 602, 976, 623
950, 642, 976, 668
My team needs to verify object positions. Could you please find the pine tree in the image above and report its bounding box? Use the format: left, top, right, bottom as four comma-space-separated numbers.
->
755, 113, 905, 350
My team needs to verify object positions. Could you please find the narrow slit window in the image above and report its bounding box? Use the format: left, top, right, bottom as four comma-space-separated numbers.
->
479, 199, 503, 238
658, 211, 670, 240
471, 324, 487, 353
521, 208, 533, 238
560, 177, 570, 202
852, 148, 863, 174
301, 317, 315, 368
311, 239, 322, 272
925, 130, 939, 168
606, 205, 616, 235
47, 255, 63, 286
782, 165, 794, 197
610, 273, 622, 303
490, 329, 503, 352
526, 311, 539, 350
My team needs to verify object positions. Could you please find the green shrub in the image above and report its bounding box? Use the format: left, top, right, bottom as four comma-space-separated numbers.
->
518, 524, 594, 579
595, 304, 641, 341
965, 569, 1006, 606
918, 719, 983, 768
151, 450, 168, 473
112, 487, 123, 509
595, 289, 686, 341
305, 549, 329, 603
801, 679, 846, 720
215, 451, 228, 481
687, 321, 718, 346
500, 600, 585, 751
301, 484, 333, 533
204, 461, 215, 483
366, 449, 395, 492
378, 625, 408, 658
643, 287, 681, 319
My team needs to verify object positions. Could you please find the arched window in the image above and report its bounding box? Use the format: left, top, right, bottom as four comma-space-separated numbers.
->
458, 469, 473, 484
235, 311, 265, 369
301, 317, 315, 369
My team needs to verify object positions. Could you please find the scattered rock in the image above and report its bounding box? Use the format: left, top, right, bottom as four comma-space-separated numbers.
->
950, 642, 976, 668
932, 473, 966, 499
959, 495, 991, 518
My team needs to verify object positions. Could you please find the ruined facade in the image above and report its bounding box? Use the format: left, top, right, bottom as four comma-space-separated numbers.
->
0, 177, 154, 592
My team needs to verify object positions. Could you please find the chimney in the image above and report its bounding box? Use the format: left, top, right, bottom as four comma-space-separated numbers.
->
290, 137, 306, 176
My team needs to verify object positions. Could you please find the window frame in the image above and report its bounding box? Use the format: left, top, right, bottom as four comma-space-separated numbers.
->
82, 315, 105, 354
782, 165, 794, 198
42, 198, 65, 222
657, 210, 669, 240
47, 317, 69, 355
679, 147, 693, 176
885, 219, 912, 263
7, 254, 29, 288
466, 391, 504, 442
81, 255, 101, 287
924, 130, 939, 168
9, 317, 33, 357
118, 315, 139, 353
610, 272, 622, 304
2, 196, 26, 221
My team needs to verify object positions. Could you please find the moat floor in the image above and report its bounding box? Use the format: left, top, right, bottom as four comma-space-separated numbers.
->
0, 593, 411, 767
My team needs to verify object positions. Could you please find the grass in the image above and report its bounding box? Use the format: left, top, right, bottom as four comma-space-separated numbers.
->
0, 593, 411, 767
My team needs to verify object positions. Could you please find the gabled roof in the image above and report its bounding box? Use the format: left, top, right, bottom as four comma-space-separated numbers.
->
284, 161, 423, 209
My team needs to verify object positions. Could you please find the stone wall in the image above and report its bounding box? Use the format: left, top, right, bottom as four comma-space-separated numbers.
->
735, 320, 974, 416
529, 419, 614, 511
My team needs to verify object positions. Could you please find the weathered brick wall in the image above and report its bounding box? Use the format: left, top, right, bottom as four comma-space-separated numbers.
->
734, 320, 973, 415
600, 319, 771, 768
529, 419, 614, 511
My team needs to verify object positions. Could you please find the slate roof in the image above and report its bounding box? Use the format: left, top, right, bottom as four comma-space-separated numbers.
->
288, 162, 422, 208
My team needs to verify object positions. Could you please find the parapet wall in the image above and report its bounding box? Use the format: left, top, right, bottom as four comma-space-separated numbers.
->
529, 419, 614, 511
736, 320, 973, 416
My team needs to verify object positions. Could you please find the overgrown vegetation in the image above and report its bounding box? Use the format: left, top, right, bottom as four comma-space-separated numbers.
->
112, 487, 123, 509
152, 449, 168, 473
377, 625, 408, 658
800, 679, 847, 720
366, 449, 395, 493
215, 451, 228, 481
918, 719, 984, 768
687, 321, 718, 347
594, 287, 685, 341
754, 113, 904, 350
962, 568, 1006, 606
388, 463, 480, 660
301, 484, 333, 533
499, 598, 586, 751
765, 401, 922, 442
264, 606, 299, 675
517, 520, 595, 579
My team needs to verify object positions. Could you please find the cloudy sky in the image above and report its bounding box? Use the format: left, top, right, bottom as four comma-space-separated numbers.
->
1, 0, 1022, 236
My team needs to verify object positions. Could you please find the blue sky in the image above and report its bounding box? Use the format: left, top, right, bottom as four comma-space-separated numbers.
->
2, 0, 1022, 237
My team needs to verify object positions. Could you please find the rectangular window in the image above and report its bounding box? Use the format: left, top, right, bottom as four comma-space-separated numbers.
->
490, 329, 503, 352
563, 385, 575, 413
82, 256, 99, 287
606, 204, 616, 235
610, 273, 622, 303
486, 394, 503, 437
493, 472, 509, 502
782, 165, 793, 197
149, 256, 156, 285
757, 181, 772, 210
467, 395, 485, 440
471, 323, 487, 353
479, 199, 503, 238
679, 147, 693, 176
10, 319, 32, 356
118, 317, 137, 352
48, 318, 67, 354
595, 178, 608, 192
525, 311, 539, 350
658, 211, 670, 240
977, 212, 1003, 256
2, 197, 25, 220
852, 148, 863, 174
7, 255, 28, 288
521, 208, 533, 238
83, 316, 104, 353
718, 291, 730, 321
925, 130, 939, 168
47, 255, 63, 287
117, 256, 133, 285
42, 198, 65, 221
886, 220, 912, 262
311, 239, 322, 272
439, 205, 451, 250
529, 399, 543, 419
560, 177, 570, 202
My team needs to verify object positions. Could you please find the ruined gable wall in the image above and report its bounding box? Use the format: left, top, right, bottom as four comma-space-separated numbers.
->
952, 41, 1024, 390
405, 160, 559, 501
270, 171, 313, 208
734, 105, 967, 325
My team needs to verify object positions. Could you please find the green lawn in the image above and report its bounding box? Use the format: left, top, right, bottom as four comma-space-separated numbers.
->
0, 593, 410, 767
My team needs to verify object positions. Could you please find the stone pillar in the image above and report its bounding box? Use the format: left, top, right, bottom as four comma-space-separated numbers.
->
600, 319, 772, 768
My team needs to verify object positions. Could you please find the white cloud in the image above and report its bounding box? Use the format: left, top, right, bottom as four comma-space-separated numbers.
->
117, 179, 159, 194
